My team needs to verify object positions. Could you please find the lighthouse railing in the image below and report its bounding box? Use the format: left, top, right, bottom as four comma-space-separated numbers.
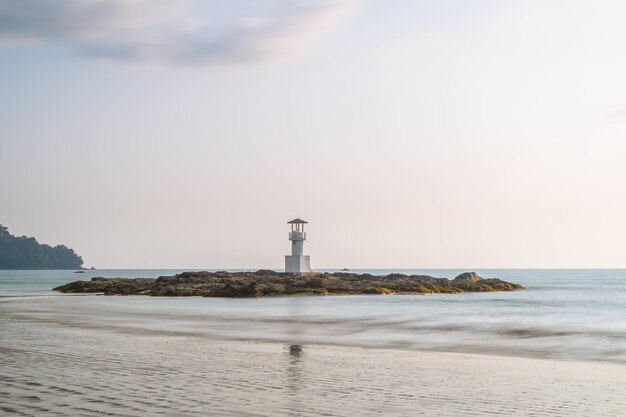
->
289, 232, 306, 240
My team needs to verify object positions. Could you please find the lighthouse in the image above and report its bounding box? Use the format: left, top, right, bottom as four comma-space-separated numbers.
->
285, 218, 312, 274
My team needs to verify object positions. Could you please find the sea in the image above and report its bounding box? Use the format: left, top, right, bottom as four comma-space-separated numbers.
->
1, 268, 625, 364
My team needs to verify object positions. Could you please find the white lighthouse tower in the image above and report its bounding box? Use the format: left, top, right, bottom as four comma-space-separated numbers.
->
285, 218, 312, 274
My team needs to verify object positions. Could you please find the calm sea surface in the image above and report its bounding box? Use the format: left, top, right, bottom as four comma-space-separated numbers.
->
1, 269, 625, 364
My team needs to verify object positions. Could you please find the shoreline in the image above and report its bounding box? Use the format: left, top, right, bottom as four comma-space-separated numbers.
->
2, 300, 625, 416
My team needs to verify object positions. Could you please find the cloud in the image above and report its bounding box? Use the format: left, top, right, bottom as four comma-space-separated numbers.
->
0, 0, 356, 66
0, 0, 184, 42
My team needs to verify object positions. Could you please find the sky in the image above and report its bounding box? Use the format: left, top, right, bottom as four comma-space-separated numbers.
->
1, 0, 625, 269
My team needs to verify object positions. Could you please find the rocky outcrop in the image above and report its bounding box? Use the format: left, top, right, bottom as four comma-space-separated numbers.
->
55, 277, 156, 295
53, 271, 523, 297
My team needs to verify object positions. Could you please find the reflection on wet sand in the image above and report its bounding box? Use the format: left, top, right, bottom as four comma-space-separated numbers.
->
286, 296, 305, 415
289, 344, 303, 356
286, 343, 304, 417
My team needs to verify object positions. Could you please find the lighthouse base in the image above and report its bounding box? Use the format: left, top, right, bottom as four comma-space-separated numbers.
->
285, 255, 312, 274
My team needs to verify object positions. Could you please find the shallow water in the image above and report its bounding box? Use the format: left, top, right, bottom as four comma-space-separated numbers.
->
1, 269, 626, 363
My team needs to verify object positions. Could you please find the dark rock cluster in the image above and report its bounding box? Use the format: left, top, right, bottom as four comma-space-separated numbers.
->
53, 270, 524, 297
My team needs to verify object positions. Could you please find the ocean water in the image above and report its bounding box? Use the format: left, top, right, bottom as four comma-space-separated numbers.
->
1, 269, 625, 364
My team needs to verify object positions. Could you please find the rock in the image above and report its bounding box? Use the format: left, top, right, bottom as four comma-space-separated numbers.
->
362, 287, 395, 295
452, 272, 482, 287
453, 271, 482, 283
255, 269, 281, 276
53, 271, 523, 298
53, 277, 156, 294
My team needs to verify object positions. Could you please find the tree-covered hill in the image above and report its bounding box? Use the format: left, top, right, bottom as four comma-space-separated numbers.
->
0, 225, 84, 269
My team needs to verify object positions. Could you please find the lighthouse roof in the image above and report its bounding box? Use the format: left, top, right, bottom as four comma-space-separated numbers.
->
287, 218, 308, 224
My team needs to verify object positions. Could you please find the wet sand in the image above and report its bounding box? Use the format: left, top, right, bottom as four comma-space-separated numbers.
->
1, 298, 625, 416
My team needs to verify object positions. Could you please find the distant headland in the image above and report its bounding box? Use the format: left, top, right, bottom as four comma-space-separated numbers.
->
54, 270, 524, 297
0, 224, 84, 270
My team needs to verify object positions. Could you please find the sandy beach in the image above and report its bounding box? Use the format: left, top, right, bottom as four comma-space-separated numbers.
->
1, 297, 625, 417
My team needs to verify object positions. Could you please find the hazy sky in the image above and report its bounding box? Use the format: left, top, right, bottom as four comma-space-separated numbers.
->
1, 0, 625, 268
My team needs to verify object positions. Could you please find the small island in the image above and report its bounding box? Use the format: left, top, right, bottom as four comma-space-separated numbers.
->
0, 224, 84, 270
54, 270, 523, 297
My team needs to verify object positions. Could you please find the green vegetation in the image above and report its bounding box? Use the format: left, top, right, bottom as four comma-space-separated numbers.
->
0, 225, 83, 269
